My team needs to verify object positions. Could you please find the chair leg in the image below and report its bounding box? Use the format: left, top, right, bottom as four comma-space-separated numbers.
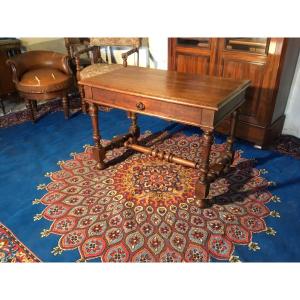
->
62, 96, 69, 119
32, 100, 38, 112
26, 99, 35, 123
79, 85, 87, 114
0, 97, 5, 115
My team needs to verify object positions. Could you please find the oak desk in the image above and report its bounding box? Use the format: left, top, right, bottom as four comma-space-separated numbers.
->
79, 66, 250, 208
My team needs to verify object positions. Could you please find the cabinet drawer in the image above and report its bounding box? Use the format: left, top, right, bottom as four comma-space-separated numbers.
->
84, 86, 215, 128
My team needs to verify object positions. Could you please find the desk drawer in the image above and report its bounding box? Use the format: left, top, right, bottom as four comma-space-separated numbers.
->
84, 86, 215, 128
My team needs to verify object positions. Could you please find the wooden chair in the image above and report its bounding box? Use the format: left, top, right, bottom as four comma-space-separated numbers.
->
74, 38, 142, 113
64, 38, 91, 70
64, 38, 91, 98
6, 50, 73, 122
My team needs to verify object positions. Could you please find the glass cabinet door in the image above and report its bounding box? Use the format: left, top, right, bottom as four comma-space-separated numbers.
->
176, 38, 210, 48
170, 38, 217, 76
225, 38, 268, 54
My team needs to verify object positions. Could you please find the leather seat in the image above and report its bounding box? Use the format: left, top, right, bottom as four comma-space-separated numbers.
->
17, 68, 72, 93
80, 63, 123, 80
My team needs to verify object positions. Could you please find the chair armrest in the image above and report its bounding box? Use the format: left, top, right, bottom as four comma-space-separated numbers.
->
74, 45, 98, 58
74, 45, 98, 76
121, 47, 139, 67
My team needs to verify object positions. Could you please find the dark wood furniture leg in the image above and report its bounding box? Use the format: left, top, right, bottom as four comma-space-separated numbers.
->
26, 99, 35, 122
128, 112, 140, 143
32, 100, 38, 113
195, 129, 213, 208
89, 102, 106, 169
0, 97, 6, 115
226, 110, 238, 165
79, 86, 88, 114
62, 95, 69, 119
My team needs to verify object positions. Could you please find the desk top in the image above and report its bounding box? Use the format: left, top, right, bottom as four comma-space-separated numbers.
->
79, 66, 251, 110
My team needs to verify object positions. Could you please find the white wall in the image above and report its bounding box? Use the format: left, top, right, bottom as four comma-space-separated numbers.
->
20, 38, 67, 52
91, 37, 168, 70
283, 53, 300, 137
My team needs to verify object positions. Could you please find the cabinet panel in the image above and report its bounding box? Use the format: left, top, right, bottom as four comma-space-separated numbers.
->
176, 54, 210, 75
0, 51, 15, 95
220, 58, 266, 124
0, 39, 21, 96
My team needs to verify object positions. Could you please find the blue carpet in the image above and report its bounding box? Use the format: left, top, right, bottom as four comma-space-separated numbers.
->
0, 109, 299, 262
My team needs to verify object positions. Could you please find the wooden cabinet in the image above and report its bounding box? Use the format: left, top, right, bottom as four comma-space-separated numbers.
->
0, 39, 21, 96
0, 39, 21, 114
168, 38, 300, 147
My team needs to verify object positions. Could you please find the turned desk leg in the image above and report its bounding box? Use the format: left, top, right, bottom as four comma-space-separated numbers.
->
89, 103, 106, 169
195, 129, 213, 208
225, 110, 238, 167
128, 112, 140, 143
0, 97, 5, 115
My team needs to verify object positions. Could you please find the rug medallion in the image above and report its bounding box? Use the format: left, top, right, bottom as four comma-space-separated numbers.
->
34, 132, 278, 262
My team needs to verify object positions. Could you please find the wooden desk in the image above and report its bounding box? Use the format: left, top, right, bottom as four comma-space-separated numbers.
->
79, 66, 250, 208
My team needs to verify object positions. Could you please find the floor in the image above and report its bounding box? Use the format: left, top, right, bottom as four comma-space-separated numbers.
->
0, 108, 300, 262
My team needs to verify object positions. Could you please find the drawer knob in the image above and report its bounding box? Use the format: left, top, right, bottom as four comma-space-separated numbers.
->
136, 102, 145, 111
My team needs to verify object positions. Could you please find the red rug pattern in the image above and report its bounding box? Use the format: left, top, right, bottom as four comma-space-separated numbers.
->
270, 134, 300, 159
0, 223, 40, 262
35, 132, 276, 262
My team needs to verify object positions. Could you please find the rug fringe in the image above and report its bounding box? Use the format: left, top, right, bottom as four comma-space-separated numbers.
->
57, 160, 65, 166
270, 195, 281, 202
76, 257, 87, 262
32, 198, 41, 205
51, 246, 63, 256
33, 213, 43, 221
40, 229, 51, 237
258, 168, 268, 175
229, 255, 241, 262
265, 227, 277, 236
37, 184, 46, 190
248, 242, 260, 251
270, 210, 280, 218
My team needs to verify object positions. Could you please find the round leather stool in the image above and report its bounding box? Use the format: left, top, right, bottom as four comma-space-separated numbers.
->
7, 50, 73, 122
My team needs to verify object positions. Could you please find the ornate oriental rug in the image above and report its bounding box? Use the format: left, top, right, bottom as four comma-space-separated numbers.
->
0, 223, 40, 262
0, 96, 81, 128
34, 132, 278, 262
270, 134, 300, 159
